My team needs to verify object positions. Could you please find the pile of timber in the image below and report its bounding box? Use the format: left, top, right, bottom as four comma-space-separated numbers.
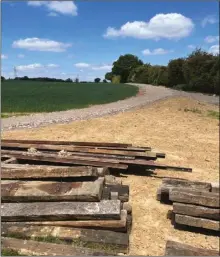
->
157, 178, 220, 233
1, 139, 192, 173
1, 164, 131, 255
164, 240, 219, 256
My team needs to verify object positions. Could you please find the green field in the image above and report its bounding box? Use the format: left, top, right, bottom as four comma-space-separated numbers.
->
2, 81, 138, 115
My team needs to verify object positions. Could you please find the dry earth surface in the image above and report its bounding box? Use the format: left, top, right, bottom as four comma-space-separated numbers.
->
2, 97, 219, 256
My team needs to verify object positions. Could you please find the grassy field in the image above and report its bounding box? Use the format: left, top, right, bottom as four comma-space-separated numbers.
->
2, 80, 138, 115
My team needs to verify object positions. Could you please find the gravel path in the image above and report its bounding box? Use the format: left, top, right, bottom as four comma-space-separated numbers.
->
2, 84, 219, 131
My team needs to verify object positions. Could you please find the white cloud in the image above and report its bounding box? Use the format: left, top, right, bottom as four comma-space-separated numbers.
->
142, 48, 172, 55
208, 45, 219, 55
16, 63, 43, 71
16, 63, 60, 72
104, 13, 194, 40
92, 65, 112, 70
1, 54, 8, 59
201, 15, 218, 27
47, 63, 59, 68
17, 54, 25, 58
74, 63, 90, 68
12, 38, 72, 52
48, 12, 58, 17
188, 44, 196, 49
27, 1, 77, 16
204, 36, 219, 43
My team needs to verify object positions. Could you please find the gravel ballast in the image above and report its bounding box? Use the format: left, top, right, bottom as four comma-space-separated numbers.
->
2, 84, 219, 131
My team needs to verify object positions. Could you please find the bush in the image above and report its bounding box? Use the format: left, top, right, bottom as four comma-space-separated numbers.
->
168, 58, 186, 87
112, 75, 121, 84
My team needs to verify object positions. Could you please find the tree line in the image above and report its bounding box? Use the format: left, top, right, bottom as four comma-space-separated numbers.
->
1, 76, 107, 83
105, 49, 219, 95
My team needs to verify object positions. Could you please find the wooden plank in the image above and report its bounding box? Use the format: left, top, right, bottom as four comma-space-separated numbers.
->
1, 200, 121, 222
174, 214, 220, 231
157, 185, 211, 203
1, 164, 108, 179
1, 142, 156, 158
169, 189, 219, 208
102, 185, 129, 202
104, 175, 122, 185
3, 210, 128, 232
165, 240, 219, 256
1, 178, 104, 202
1, 224, 129, 253
173, 202, 220, 220
122, 202, 132, 214
162, 178, 211, 191
2, 157, 18, 164
1, 237, 116, 256
211, 182, 220, 193
1, 150, 128, 170
2, 139, 132, 147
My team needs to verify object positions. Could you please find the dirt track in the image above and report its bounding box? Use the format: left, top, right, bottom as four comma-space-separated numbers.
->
2, 97, 219, 256
2, 84, 219, 131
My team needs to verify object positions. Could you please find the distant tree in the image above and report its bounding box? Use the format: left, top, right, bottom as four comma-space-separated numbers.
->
168, 58, 186, 87
94, 78, 101, 83
75, 77, 79, 83
112, 54, 143, 83
105, 72, 113, 82
1, 76, 5, 81
103, 79, 107, 83
23, 76, 29, 80
66, 78, 73, 82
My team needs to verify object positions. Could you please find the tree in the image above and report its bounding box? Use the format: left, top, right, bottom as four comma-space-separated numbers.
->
1, 76, 5, 81
112, 54, 143, 83
66, 78, 73, 82
74, 78, 79, 83
105, 72, 113, 81
103, 79, 107, 83
94, 78, 101, 83
168, 58, 186, 87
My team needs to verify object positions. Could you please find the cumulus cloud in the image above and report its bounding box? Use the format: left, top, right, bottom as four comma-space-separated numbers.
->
12, 38, 72, 52
209, 45, 219, 55
201, 15, 218, 27
74, 63, 90, 68
188, 44, 196, 49
204, 36, 219, 43
17, 54, 25, 58
16, 63, 59, 71
142, 48, 172, 55
27, 1, 77, 16
48, 12, 58, 17
1, 54, 8, 59
92, 65, 112, 70
74, 63, 112, 71
104, 13, 194, 40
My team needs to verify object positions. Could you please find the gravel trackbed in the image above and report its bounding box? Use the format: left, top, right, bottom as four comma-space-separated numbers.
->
2, 84, 219, 131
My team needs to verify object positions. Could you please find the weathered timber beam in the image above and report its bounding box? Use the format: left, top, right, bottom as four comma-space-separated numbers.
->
157, 183, 211, 203
1, 237, 117, 256
104, 175, 122, 185
2, 139, 132, 147
1, 224, 129, 253
169, 188, 219, 208
162, 178, 211, 191
211, 182, 220, 193
2, 210, 128, 232
174, 214, 220, 231
1, 200, 121, 222
165, 240, 219, 256
1, 142, 156, 158
1, 164, 108, 179
1, 150, 128, 169
1, 178, 104, 202
102, 185, 129, 202
173, 202, 220, 220
2, 157, 18, 164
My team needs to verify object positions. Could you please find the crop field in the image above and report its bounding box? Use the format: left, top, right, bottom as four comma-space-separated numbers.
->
2, 80, 138, 115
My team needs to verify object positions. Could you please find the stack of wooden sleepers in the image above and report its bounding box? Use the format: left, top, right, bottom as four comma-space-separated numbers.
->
1, 141, 136, 256
157, 178, 220, 233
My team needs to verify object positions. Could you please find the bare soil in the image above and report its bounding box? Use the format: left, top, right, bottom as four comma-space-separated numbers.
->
2, 97, 219, 256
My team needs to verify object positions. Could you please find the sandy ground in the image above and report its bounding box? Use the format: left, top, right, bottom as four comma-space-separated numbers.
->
2, 97, 219, 256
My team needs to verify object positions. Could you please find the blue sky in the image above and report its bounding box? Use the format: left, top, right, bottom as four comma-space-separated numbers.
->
1, 1, 219, 81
